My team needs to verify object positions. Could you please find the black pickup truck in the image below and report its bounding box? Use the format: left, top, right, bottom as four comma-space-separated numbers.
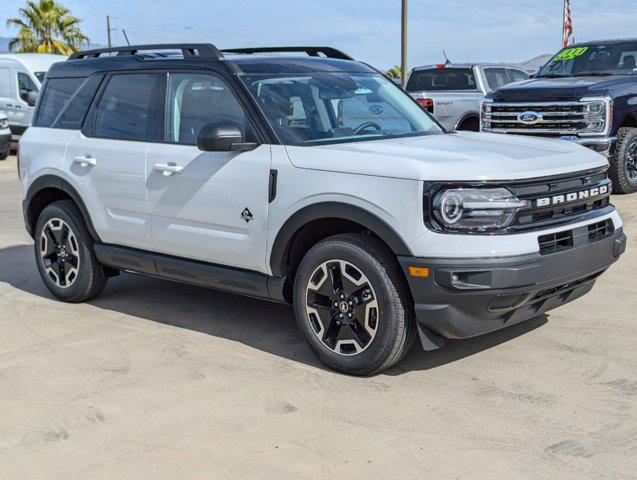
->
482, 38, 637, 194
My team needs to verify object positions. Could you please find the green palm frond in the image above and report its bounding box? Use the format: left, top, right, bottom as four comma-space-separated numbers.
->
6, 0, 89, 54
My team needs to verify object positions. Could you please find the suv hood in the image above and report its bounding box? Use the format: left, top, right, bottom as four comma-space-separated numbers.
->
490, 75, 630, 101
285, 132, 608, 182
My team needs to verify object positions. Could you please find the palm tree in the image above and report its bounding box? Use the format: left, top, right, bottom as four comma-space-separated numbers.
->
7, 0, 89, 55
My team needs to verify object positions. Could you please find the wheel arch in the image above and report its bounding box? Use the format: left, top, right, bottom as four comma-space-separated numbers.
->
270, 202, 412, 282
454, 112, 480, 132
25, 175, 100, 241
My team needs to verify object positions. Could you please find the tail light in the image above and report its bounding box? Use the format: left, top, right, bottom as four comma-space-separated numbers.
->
417, 98, 434, 114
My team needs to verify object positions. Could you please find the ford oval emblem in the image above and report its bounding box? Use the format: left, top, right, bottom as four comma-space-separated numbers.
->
517, 111, 542, 125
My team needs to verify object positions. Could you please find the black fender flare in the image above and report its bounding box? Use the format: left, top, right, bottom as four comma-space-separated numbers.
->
269, 202, 412, 277
24, 175, 100, 241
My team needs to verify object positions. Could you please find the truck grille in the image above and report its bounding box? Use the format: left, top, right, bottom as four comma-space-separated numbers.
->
483, 102, 588, 135
507, 168, 612, 232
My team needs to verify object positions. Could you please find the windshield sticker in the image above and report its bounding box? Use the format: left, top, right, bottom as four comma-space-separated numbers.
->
552, 46, 589, 62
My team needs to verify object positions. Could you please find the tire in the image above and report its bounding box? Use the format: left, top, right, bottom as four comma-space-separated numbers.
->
0, 151, 8, 160
608, 127, 637, 194
34, 200, 108, 302
293, 233, 416, 376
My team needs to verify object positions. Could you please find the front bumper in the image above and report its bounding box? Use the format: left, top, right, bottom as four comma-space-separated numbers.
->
0, 132, 11, 156
559, 135, 616, 157
399, 227, 626, 341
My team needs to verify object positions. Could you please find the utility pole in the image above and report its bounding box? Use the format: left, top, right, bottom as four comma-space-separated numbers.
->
401, 0, 408, 88
106, 15, 112, 48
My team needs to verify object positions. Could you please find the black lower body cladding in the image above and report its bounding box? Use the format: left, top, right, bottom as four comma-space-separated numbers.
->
400, 227, 626, 341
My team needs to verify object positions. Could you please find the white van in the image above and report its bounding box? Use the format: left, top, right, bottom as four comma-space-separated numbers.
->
0, 54, 66, 139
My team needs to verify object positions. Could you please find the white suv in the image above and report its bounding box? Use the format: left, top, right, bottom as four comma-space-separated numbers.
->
19, 44, 626, 375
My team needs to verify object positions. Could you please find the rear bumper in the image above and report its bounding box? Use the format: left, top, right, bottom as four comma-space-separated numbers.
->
399, 227, 626, 340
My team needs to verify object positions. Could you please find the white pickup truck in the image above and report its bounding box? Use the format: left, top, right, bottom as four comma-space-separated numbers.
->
406, 63, 529, 131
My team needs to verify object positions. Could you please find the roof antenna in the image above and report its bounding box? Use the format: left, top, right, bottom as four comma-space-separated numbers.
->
443, 50, 452, 65
122, 29, 131, 46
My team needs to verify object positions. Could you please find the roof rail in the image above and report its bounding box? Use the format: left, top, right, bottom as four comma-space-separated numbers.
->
69, 43, 224, 60
222, 46, 354, 61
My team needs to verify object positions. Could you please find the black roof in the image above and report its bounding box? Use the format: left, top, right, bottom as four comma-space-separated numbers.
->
569, 37, 637, 48
48, 44, 375, 79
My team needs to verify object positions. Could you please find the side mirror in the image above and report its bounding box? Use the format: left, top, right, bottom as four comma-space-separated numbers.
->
196, 123, 258, 152
26, 91, 38, 107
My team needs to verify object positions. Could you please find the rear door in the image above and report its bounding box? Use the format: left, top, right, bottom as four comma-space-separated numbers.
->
146, 71, 271, 273
64, 72, 163, 250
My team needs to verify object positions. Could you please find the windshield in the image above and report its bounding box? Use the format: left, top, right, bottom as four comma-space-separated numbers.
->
538, 41, 637, 77
240, 72, 442, 146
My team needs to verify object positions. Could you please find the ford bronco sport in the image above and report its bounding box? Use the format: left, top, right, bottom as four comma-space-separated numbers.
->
19, 44, 626, 375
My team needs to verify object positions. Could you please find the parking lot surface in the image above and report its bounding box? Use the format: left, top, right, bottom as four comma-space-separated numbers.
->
0, 155, 635, 479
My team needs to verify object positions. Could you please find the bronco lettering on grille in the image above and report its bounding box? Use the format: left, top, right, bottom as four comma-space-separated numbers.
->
536, 185, 609, 207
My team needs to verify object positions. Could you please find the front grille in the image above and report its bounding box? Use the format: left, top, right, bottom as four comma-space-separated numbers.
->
588, 219, 614, 242
508, 169, 612, 232
483, 102, 589, 135
537, 219, 614, 256
538, 230, 574, 255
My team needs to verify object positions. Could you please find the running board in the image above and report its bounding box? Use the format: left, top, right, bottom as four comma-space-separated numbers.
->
93, 243, 287, 303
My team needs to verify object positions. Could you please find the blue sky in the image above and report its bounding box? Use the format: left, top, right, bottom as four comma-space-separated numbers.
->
2, 0, 636, 68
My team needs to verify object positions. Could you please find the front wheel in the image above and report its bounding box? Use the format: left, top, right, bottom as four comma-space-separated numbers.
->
293, 233, 416, 375
609, 127, 637, 194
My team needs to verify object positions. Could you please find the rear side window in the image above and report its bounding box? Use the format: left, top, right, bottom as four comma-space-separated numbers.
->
484, 68, 511, 91
94, 73, 163, 142
35, 77, 85, 127
508, 69, 529, 82
406, 68, 476, 92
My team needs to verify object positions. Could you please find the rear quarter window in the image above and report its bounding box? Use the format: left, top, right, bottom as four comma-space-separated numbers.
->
406, 68, 477, 92
35, 77, 99, 129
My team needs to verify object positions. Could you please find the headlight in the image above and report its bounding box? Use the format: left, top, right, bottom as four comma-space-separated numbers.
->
0, 118, 8, 130
579, 96, 612, 136
432, 188, 529, 232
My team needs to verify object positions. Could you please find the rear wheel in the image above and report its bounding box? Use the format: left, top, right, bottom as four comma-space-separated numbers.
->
293, 233, 416, 376
609, 127, 637, 194
34, 200, 108, 302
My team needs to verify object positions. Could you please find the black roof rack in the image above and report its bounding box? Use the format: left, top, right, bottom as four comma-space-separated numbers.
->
69, 43, 224, 60
222, 46, 354, 61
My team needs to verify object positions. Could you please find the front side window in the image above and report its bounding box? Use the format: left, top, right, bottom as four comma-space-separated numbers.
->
406, 68, 477, 92
242, 72, 441, 146
538, 41, 637, 77
18, 72, 39, 102
165, 72, 250, 145
508, 69, 529, 83
94, 73, 163, 141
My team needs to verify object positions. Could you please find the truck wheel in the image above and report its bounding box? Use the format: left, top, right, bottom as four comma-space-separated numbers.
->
293, 233, 416, 375
609, 127, 637, 194
34, 200, 108, 303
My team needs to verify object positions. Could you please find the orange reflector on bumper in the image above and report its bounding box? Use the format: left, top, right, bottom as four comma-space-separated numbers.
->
408, 266, 430, 278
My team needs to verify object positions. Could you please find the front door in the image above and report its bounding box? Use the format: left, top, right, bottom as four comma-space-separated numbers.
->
0, 67, 17, 128
146, 72, 271, 273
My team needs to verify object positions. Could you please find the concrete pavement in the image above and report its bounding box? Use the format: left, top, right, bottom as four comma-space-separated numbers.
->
0, 155, 635, 479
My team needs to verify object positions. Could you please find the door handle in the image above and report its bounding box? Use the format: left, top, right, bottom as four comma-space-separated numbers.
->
154, 164, 184, 176
73, 155, 97, 167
